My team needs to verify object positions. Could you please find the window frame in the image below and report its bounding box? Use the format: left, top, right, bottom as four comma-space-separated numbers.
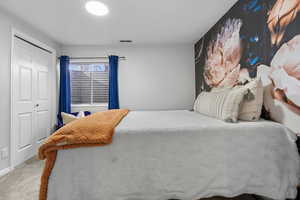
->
69, 59, 109, 107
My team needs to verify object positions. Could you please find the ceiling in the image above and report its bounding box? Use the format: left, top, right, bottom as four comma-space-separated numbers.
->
0, 0, 238, 46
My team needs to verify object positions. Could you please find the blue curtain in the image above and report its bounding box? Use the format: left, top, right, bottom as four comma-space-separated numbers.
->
108, 55, 120, 109
58, 56, 71, 114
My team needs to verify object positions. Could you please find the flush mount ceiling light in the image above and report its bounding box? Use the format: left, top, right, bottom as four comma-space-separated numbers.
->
85, 1, 109, 16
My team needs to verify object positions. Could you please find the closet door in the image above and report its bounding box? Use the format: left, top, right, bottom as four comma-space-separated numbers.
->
33, 47, 51, 147
12, 38, 36, 167
12, 37, 52, 167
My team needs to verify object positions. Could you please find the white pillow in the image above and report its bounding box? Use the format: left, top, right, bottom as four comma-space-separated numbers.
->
61, 111, 85, 125
76, 111, 85, 118
194, 86, 249, 122
238, 79, 264, 121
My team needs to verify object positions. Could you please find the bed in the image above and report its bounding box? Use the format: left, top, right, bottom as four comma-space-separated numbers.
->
46, 110, 300, 200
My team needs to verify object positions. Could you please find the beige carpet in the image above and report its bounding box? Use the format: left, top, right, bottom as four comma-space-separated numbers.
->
0, 157, 43, 200
0, 157, 257, 200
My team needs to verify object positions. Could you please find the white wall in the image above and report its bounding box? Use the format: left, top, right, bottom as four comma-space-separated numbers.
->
61, 44, 195, 111
0, 8, 60, 172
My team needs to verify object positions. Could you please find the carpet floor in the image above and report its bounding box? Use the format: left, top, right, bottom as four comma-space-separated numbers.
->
0, 157, 258, 200
0, 157, 43, 200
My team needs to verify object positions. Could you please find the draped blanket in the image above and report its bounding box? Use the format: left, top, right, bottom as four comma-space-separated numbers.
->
38, 109, 129, 200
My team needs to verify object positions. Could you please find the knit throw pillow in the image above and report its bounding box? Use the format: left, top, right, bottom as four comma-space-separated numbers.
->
194, 86, 249, 122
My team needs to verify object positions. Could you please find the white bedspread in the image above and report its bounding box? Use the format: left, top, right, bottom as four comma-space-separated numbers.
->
47, 110, 300, 200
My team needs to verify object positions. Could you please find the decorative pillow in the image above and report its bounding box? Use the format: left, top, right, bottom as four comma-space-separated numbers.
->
61, 111, 85, 125
76, 111, 85, 118
194, 86, 249, 122
238, 78, 264, 121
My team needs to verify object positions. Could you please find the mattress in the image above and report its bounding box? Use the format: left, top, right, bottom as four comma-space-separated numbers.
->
47, 110, 300, 200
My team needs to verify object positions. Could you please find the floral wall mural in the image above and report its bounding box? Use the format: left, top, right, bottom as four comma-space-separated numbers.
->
195, 0, 300, 134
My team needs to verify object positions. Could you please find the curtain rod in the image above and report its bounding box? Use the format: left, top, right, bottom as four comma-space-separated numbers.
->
58, 56, 126, 60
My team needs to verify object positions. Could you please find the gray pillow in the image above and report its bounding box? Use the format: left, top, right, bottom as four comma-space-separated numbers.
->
238, 78, 264, 121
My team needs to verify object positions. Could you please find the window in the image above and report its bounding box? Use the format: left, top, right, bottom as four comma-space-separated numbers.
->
70, 62, 109, 105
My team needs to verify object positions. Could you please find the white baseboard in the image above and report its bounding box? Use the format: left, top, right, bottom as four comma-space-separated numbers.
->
0, 167, 11, 178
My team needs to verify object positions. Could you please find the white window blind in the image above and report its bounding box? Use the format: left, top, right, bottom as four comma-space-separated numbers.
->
70, 63, 109, 105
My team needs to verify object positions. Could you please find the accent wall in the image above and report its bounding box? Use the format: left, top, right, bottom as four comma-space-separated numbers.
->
194, 0, 300, 134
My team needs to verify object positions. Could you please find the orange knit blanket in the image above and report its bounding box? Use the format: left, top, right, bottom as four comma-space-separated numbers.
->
38, 109, 129, 200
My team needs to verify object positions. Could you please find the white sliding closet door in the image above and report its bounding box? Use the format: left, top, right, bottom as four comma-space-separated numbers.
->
12, 37, 52, 167
34, 46, 51, 148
